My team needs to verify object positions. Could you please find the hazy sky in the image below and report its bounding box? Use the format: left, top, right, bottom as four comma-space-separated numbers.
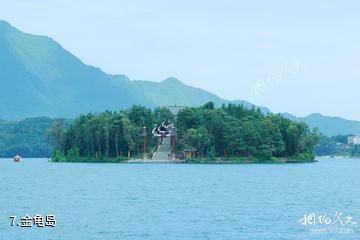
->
1, 0, 359, 119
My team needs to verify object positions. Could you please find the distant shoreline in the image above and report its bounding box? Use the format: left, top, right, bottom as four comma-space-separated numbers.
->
317, 155, 360, 159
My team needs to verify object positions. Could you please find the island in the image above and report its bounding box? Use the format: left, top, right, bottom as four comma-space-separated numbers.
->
48, 102, 320, 163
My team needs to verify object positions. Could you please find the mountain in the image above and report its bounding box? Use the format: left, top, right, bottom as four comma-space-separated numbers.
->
1, 20, 360, 136
0, 20, 268, 120
282, 112, 360, 136
0, 117, 55, 157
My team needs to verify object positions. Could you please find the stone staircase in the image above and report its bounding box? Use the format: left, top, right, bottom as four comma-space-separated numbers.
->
152, 137, 171, 160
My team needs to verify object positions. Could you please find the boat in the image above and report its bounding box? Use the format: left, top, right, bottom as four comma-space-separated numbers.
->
13, 154, 22, 162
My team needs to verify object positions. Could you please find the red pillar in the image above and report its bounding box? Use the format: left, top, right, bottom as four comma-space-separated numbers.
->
143, 126, 147, 160
171, 128, 176, 160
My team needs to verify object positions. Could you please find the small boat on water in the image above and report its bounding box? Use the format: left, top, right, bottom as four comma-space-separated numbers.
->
13, 154, 22, 162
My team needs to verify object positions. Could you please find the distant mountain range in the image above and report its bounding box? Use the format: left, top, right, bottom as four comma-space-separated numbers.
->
282, 113, 360, 136
1, 20, 359, 136
0, 20, 267, 120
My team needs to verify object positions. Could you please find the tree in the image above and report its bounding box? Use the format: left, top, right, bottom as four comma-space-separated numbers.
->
49, 103, 320, 162
153, 107, 174, 123
48, 120, 65, 153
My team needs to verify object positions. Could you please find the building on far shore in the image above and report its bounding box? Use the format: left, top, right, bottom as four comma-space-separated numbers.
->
347, 136, 360, 145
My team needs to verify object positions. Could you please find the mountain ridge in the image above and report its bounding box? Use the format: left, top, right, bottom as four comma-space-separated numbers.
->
0, 20, 269, 119
281, 112, 360, 136
1, 19, 360, 136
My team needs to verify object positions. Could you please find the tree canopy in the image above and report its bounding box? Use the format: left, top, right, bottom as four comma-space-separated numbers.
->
176, 103, 320, 161
50, 103, 320, 162
50, 107, 172, 162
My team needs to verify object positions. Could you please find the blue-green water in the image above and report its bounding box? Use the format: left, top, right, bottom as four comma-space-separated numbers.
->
0, 158, 359, 240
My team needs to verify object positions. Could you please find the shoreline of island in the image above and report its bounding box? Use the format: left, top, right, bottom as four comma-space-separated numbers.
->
49, 156, 317, 164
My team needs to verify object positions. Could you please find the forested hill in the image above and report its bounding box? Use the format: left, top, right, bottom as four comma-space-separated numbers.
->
0, 20, 267, 120
282, 113, 360, 136
51, 103, 320, 163
0, 117, 65, 157
0, 104, 320, 160
1, 19, 359, 136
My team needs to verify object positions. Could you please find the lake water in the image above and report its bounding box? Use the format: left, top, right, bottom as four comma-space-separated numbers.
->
0, 158, 359, 240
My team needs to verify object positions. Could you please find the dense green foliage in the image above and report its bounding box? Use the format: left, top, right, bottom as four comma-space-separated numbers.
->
315, 134, 360, 157
50, 107, 173, 162
52, 103, 320, 162
0, 117, 59, 157
176, 103, 320, 161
